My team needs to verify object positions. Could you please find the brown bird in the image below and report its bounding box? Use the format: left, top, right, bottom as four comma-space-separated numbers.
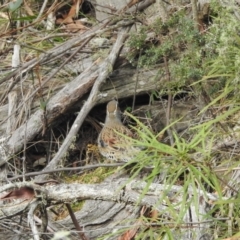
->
98, 99, 139, 162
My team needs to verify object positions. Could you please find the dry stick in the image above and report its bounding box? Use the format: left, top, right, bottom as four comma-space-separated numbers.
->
36, 0, 50, 21
5, 45, 21, 183
9, 154, 174, 180
39, 206, 48, 239
0, 180, 221, 209
163, 56, 174, 145
4, 68, 99, 162
35, 27, 131, 182
29, 33, 78, 44
8, 163, 123, 181
191, 0, 199, 31
28, 200, 40, 240
65, 203, 89, 240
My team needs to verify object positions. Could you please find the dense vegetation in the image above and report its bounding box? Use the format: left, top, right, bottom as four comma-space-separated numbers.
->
0, 0, 240, 239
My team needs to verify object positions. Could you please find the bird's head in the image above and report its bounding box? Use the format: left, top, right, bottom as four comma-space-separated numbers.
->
106, 99, 122, 123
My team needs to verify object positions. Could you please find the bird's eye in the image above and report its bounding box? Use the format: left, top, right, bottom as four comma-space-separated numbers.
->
99, 139, 106, 147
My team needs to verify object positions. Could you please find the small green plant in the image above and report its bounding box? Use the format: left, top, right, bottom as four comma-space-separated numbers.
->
107, 95, 240, 238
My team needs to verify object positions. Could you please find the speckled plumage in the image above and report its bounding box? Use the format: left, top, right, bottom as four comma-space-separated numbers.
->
98, 100, 139, 162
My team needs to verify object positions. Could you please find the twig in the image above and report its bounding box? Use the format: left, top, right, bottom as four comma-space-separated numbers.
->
66, 203, 89, 240
28, 200, 40, 240
36, 0, 50, 21
191, 0, 199, 31
8, 163, 123, 181
163, 56, 174, 146
132, 49, 142, 111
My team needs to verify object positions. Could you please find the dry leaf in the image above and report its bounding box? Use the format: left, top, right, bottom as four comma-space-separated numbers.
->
150, 209, 159, 222
121, 0, 140, 12
56, 0, 87, 33
23, 0, 34, 16
65, 21, 87, 33
118, 225, 139, 240
118, 206, 147, 240
0, 187, 35, 200
63, 0, 83, 24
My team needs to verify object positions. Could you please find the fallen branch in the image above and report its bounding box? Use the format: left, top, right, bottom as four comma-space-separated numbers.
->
0, 178, 224, 218
0, 176, 226, 239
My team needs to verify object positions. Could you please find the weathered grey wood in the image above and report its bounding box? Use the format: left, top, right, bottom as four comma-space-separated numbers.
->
0, 177, 220, 239
94, 0, 129, 21
92, 0, 156, 22
0, 66, 164, 134
7, 44, 21, 134
4, 68, 97, 157
99, 67, 165, 102
7, 91, 18, 134
0, 177, 220, 212
56, 200, 141, 239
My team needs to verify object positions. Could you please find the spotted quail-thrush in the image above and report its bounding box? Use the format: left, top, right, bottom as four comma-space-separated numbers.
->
98, 100, 139, 162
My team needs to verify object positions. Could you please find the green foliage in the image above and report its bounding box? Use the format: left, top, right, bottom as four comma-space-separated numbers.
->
117, 103, 238, 239
101, 1, 240, 239
127, 1, 240, 102
201, 1, 240, 101
127, 9, 204, 84
10, 15, 36, 21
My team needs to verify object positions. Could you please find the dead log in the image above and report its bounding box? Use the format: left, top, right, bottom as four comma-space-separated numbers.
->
0, 177, 220, 239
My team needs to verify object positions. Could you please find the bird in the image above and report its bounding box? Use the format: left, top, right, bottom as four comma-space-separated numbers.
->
98, 99, 139, 162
